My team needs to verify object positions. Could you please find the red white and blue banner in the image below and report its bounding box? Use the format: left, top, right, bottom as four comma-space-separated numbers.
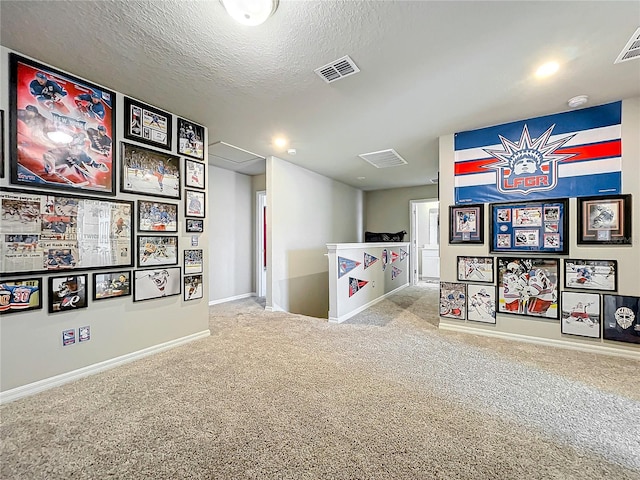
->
338, 256, 360, 278
454, 102, 622, 204
348, 277, 368, 297
363, 252, 378, 269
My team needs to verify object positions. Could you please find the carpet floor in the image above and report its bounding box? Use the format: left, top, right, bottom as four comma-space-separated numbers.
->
1, 283, 639, 479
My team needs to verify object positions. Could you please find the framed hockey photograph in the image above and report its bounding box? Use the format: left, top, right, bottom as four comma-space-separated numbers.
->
564, 259, 617, 292
185, 189, 205, 218
577, 194, 632, 245
490, 199, 568, 254
123, 96, 172, 151
48, 274, 88, 313
177, 117, 205, 160
186, 218, 204, 233
184, 158, 206, 189
184, 274, 203, 301
9, 53, 116, 195
1, 109, 5, 178
0, 277, 42, 315
449, 204, 483, 244
120, 142, 181, 199
561, 291, 601, 338
457, 256, 494, 283
466, 284, 496, 324
184, 249, 203, 275
497, 257, 559, 320
439, 281, 466, 320
137, 200, 178, 233
133, 266, 181, 302
602, 294, 640, 344
137, 235, 178, 268
92, 270, 131, 301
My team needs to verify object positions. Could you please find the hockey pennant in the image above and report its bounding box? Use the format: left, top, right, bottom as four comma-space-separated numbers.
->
348, 277, 368, 297
338, 256, 361, 278
391, 266, 402, 280
390, 250, 399, 263
381, 249, 388, 271
399, 248, 408, 261
364, 252, 378, 269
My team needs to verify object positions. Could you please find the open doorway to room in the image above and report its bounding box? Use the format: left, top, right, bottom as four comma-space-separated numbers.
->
410, 199, 439, 285
256, 190, 267, 298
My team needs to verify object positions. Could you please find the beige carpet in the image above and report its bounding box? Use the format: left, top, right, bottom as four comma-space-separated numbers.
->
1, 283, 639, 479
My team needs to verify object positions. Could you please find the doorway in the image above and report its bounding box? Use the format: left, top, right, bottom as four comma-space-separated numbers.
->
410, 199, 439, 285
256, 190, 267, 297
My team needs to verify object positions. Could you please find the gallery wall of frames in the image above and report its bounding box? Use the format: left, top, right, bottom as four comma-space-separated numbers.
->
439, 99, 640, 351
0, 47, 209, 391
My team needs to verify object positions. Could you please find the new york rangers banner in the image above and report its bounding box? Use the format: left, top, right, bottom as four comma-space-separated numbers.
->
338, 256, 360, 278
454, 102, 622, 204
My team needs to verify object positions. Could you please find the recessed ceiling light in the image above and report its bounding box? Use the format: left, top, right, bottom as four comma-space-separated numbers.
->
567, 95, 588, 108
535, 61, 559, 78
273, 137, 287, 148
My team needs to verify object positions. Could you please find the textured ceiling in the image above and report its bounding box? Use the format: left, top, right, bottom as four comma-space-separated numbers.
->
1, 1, 639, 191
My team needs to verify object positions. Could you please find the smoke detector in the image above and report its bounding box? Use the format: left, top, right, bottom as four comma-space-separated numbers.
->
567, 95, 588, 108
615, 27, 640, 64
315, 55, 360, 83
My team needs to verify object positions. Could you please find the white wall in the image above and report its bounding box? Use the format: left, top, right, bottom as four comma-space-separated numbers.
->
0, 47, 210, 393
207, 166, 253, 302
266, 157, 363, 318
365, 184, 439, 235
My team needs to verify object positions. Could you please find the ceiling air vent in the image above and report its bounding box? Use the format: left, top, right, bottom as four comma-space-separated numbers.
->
315, 55, 360, 83
358, 149, 408, 168
615, 26, 640, 64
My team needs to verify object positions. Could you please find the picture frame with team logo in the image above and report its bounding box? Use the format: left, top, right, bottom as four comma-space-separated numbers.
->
184, 274, 204, 301
602, 294, 640, 344
92, 270, 132, 301
489, 199, 568, 254
136, 200, 178, 233
561, 291, 601, 338
9, 53, 117, 195
466, 284, 496, 324
185, 218, 204, 233
0, 277, 42, 315
185, 189, 205, 218
449, 204, 483, 244
564, 259, 617, 292
133, 266, 181, 302
120, 142, 181, 200
123, 97, 172, 151
184, 158, 206, 189
177, 118, 205, 160
136, 235, 178, 268
577, 194, 631, 245
456, 256, 494, 284
48, 274, 88, 313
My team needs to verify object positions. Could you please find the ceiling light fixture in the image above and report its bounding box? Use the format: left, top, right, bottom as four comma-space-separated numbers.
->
535, 61, 559, 78
220, 0, 278, 26
273, 137, 287, 148
567, 95, 588, 108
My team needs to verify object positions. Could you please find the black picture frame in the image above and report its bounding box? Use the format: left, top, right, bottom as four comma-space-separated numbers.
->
120, 142, 181, 200
177, 117, 205, 160
496, 257, 560, 320
602, 294, 640, 344
137, 235, 178, 268
184, 274, 204, 301
1, 109, 5, 179
9, 53, 117, 195
489, 198, 569, 254
186, 218, 204, 233
577, 194, 632, 245
184, 158, 206, 189
439, 281, 467, 320
0, 277, 42, 315
456, 256, 494, 283
466, 284, 496, 324
564, 259, 617, 292
48, 274, 88, 313
560, 291, 601, 338
92, 270, 132, 301
123, 96, 172, 151
136, 200, 178, 233
184, 249, 203, 275
133, 267, 182, 302
185, 189, 205, 218
449, 204, 484, 244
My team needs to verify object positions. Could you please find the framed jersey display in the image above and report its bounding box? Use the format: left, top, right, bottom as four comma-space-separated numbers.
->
0, 188, 133, 275
449, 204, 483, 244
177, 117, 205, 160
123, 97, 172, 151
497, 257, 559, 320
0, 277, 42, 315
120, 142, 181, 200
9, 53, 116, 195
577, 194, 632, 245
489, 198, 568, 254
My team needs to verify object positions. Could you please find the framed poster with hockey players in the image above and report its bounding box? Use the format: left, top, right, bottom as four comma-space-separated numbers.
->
48, 274, 88, 313
577, 194, 632, 245
177, 118, 205, 160
9, 53, 116, 195
449, 204, 483, 244
120, 142, 181, 200
564, 259, 617, 292
137, 200, 178, 233
560, 291, 601, 338
184, 158, 206, 189
123, 97, 172, 151
0, 277, 42, 315
137, 235, 178, 268
185, 189, 205, 218
133, 267, 181, 302
457, 256, 494, 283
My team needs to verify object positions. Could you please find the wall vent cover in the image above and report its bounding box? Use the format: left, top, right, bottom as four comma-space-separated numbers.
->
358, 149, 408, 168
315, 55, 360, 83
615, 26, 640, 64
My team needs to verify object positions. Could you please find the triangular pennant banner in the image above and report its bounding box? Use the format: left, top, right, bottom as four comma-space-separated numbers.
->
390, 251, 399, 263
381, 249, 388, 271
338, 256, 361, 278
348, 277, 368, 297
391, 266, 402, 280
400, 248, 408, 261
364, 252, 378, 269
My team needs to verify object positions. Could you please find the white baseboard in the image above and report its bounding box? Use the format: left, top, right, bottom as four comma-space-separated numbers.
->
329, 283, 409, 323
0, 330, 211, 404
208, 292, 255, 306
438, 323, 640, 360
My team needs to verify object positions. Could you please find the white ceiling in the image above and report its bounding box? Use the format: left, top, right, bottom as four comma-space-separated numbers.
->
1, 1, 639, 191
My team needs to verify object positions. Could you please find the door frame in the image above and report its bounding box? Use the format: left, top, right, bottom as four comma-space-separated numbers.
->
409, 198, 439, 285
256, 190, 267, 297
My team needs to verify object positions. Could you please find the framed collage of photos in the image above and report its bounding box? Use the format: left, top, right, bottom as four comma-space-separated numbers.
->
137, 200, 178, 233
48, 274, 88, 313
457, 256, 493, 283
134, 267, 181, 302
564, 259, 617, 292
177, 117, 205, 160
93, 270, 131, 301
185, 158, 205, 189
1, 188, 133, 275
577, 194, 632, 245
123, 97, 172, 151
120, 142, 181, 199
185, 189, 205, 218
561, 291, 601, 338
449, 204, 483, 244
490, 199, 568, 254
0, 277, 42, 315
9, 53, 116, 195
137, 235, 178, 268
